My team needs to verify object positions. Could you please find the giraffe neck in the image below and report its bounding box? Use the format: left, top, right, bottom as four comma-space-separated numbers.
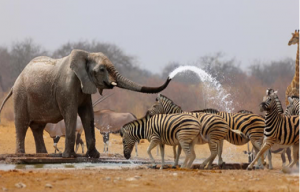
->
293, 42, 299, 89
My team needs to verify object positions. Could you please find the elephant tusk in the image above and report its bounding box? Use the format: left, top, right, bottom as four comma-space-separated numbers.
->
111, 82, 117, 86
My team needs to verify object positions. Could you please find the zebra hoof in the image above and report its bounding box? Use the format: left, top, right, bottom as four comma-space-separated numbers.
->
246, 166, 252, 171
172, 166, 177, 169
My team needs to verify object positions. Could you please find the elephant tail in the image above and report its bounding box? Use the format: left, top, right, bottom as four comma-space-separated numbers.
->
0, 88, 13, 123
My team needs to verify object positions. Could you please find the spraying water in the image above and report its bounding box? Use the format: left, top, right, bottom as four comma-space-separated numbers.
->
169, 65, 234, 112
168, 65, 236, 161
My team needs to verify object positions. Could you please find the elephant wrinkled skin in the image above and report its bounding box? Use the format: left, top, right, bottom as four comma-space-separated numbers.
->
0, 49, 171, 158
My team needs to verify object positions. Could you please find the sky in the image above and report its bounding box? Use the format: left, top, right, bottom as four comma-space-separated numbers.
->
0, 0, 299, 74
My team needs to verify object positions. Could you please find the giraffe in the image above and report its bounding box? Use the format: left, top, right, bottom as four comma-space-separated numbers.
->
285, 29, 299, 106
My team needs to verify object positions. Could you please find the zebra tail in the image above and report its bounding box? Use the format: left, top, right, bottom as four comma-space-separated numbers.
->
229, 129, 247, 139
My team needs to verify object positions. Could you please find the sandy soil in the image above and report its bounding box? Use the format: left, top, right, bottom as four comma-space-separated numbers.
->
0, 120, 299, 192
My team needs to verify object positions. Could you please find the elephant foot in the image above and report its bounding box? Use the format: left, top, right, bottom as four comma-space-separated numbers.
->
86, 149, 100, 158
62, 150, 77, 158
36, 148, 47, 154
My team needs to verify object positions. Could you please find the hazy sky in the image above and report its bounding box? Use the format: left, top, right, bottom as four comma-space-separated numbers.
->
0, 0, 299, 74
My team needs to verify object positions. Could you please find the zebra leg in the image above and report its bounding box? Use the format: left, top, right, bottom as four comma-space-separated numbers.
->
156, 146, 159, 156
202, 140, 218, 169
217, 140, 224, 166
179, 141, 191, 169
173, 145, 182, 168
286, 147, 292, 165
250, 139, 265, 168
247, 141, 272, 170
288, 144, 299, 168
281, 149, 287, 167
160, 144, 166, 169
173, 145, 177, 162
267, 150, 273, 169
187, 138, 197, 169
135, 142, 138, 157
147, 140, 160, 168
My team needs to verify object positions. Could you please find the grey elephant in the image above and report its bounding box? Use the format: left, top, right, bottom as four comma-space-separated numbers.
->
0, 49, 171, 158
94, 109, 138, 155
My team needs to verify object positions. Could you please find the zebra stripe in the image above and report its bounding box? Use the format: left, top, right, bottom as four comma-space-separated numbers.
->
247, 90, 299, 170
121, 113, 201, 169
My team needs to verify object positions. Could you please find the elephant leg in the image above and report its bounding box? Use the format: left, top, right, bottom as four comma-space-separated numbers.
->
61, 111, 78, 158
14, 120, 29, 154
29, 123, 47, 153
78, 101, 100, 158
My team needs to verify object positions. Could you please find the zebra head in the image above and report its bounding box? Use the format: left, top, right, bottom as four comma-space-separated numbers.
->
285, 96, 299, 116
120, 125, 136, 159
147, 94, 183, 116
260, 90, 278, 112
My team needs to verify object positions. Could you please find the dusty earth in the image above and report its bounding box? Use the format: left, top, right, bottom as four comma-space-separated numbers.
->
0, 120, 299, 191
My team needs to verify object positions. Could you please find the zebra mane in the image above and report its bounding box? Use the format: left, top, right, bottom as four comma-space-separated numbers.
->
237, 109, 253, 114
158, 94, 181, 108
192, 108, 219, 114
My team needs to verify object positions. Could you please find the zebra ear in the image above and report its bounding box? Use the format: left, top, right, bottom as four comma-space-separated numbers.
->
274, 90, 278, 94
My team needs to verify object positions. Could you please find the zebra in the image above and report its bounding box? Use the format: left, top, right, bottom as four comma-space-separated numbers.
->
147, 94, 252, 169
237, 109, 292, 167
121, 113, 201, 169
247, 90, 299, 170
148, 94, 268, 169
285, 96, 299, 116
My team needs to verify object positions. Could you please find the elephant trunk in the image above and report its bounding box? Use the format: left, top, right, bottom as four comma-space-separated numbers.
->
109, 66, 171, 93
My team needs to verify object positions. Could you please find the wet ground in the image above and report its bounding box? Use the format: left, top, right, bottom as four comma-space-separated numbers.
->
0, 120, 299, 191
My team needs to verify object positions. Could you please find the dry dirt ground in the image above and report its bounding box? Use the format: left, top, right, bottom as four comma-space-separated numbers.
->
0, 120, 299, 192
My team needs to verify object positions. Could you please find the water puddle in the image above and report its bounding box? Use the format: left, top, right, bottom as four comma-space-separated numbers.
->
0, 163, 142, 171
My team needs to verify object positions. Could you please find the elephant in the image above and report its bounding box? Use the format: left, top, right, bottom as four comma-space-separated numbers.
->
94, 109, 138, 155
45, 117, 85, 154
0, 49, 171, 158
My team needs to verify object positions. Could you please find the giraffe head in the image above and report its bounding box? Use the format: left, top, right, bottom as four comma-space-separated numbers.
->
288, 29, 299, 46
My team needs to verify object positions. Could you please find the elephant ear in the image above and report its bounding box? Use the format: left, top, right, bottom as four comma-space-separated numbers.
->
69, 49, 97, 94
